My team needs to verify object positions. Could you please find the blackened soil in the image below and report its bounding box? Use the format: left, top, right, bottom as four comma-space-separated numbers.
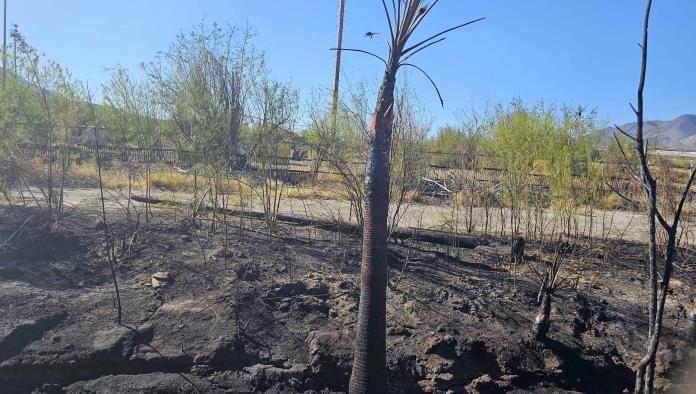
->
0, 205, 694, 393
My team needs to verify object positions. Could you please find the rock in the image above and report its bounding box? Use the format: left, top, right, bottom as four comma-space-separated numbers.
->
307, 331, 352, 390
0, 313, 67, 363
435, 324, 459, 335
213, 246, 234, 258
417, 335, 459, 383
292, 296, 329, 315
235, 264, 260, 281
466, 374, 502, 394
271, 282, 307, 298
243, 364, 307, 391
423, 335, 457, 359
278, 298, 292, 312
196, 336, 254, 368
449, 297, 470, 313
39, 383, 63, 394
420, 355, 456, 376
265, 275, 331, 310
497, 375, 518, 391
417, 379, 437, 393
433, 372, 455, 385
92, 326, 133, 357
64, 372, 213, 393
151, 271, 172, 288
417, 339, 500, 390
387, 326, 414, 337
135, 322, 155, 343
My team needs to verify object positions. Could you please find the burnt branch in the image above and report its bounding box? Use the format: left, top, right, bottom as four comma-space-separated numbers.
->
401, 17, 486, 56
330, 48, 388, 66
398, 62, 444, 107
614, 124, 637, 142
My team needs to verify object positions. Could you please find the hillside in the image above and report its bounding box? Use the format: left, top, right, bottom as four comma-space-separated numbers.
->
599, 114, 696, 149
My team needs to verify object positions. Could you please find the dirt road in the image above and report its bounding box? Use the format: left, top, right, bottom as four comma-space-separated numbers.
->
22, 187, 659, 244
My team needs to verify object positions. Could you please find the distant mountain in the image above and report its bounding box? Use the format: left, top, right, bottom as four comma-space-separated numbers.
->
599, 114, 696, 150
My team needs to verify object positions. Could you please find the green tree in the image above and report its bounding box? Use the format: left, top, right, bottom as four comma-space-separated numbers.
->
144, 22, 257, 171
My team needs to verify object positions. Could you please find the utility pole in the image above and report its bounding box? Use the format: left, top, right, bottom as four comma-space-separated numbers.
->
331, 0, 346, 128
3, 0, 7, 89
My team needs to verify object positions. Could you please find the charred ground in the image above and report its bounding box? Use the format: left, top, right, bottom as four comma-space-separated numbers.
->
0, 205, 694, 393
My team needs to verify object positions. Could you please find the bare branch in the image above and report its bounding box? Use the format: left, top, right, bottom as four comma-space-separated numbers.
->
655, 210, 671, 232
613, 133, 642, 181
0, 214, 35, 250
671, 164, 696, 230
614, 124, 637, 142
605, 181, 642, 210
630, 102, 639, 115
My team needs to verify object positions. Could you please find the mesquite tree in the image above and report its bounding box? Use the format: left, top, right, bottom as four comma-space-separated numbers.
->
144, 22, 254, 169
615, 1, 696, 392
341, 2, 483, 392
86, 85, 123, 325
13, 29, 57, 222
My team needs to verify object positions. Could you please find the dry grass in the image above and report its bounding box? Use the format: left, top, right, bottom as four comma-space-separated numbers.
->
39, 158, 344, 202
71, 163, 201, 192
66, 163, 345, 202
285, 181, 343, 200
399, 190, 421, 204
600, 192, 631, 211
71, 163, 131, 189
149, 170, 192, 191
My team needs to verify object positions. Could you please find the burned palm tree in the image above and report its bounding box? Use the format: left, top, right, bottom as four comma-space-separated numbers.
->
510, 235, 525, 275
511, 236, 525, 265
509, 236, 525, 285
333, 2, 484, 392
533, 289, 552, 340
531, 240, 577, 340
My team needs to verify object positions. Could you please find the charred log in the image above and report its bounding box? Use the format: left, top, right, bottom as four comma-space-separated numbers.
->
130, 195, 485, 249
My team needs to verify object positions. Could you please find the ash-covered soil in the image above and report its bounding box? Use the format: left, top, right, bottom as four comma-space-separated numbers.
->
0, 205, 694, 393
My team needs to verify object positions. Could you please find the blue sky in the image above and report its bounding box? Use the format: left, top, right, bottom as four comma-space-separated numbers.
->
6, 1, 696, 130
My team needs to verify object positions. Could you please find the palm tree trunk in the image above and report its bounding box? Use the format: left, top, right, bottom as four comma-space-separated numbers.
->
347, 3, 484, 392
533, 291, 551, 340
349, 64, 397, 393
